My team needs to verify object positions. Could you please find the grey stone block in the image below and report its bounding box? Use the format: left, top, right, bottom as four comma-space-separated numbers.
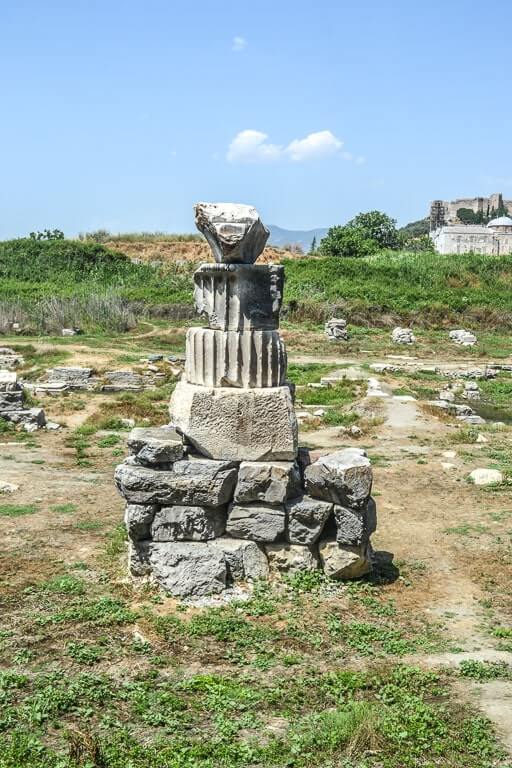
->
127, 426, 184, 466
193, 263, 284, 331
305, 448, 372, 508
149, 541, 226, 597
2, 408, 46, 427
194, 202, 269, 265
0, 371, 21, 393
334, 497, 377, 546
114, 458, 238, 506
265, 542, 319, 574
318, 539, 371, 579
151, 505, 226, 541
185, 328, 287, 388
210, 537, 269, 581
234, 461, 301, 504
226, 503, 286, 542
128, 539, 152, 576
286, 496, 333, 544
124, 503, 157, 540
170, 381, 298, 461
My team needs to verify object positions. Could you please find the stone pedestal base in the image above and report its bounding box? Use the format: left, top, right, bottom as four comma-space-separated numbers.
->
170, 380, 298, 461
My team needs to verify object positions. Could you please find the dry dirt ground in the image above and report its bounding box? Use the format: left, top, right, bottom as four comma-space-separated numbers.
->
1, 333, 512, 764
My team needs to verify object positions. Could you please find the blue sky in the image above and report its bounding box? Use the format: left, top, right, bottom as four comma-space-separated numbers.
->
1, 0, 511, 238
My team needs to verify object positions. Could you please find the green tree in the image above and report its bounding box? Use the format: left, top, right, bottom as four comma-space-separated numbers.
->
309, 236, 317, 253
346, 210, 400, 249
319, 226, 378, 258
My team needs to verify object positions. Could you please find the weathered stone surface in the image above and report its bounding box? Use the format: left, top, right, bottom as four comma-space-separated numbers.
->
469, 468, 503, 486
115, 458, 238, 506
0, 370, 20, 392
318, 539, 371, 579
151, 505, 226, 541
128, 540, 152, 576
305, 449, 372, 508
102, 370, 144, 392
185, 328, 287, 388
333, 497, 377, 546
325, 318, 348, 341
193, 263, 284, 331
170, 381, 298, 461
449, 329, 477, 347
0, 351, 23, 368
127, 426, 184, 466
2, 407, 46, 427
210, 537, 269, 581
0, 391, 24, 410
48, 367, 94, 388
234, 461, 301, 504
286, 496, 332, 544
124, 503, 156, 540
194, 202, 269, 265
265, 543, 319, 574
149, 541, 226, 596
226, 503, 286, 542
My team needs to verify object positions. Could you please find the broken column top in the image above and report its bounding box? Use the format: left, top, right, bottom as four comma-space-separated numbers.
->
194, 202, 269, 265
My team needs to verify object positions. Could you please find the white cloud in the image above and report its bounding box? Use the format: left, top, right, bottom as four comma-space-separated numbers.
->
232, 36, 247, 52
226, 130, 282, 163
285, 130, 343, 162
226, 128, 363, 165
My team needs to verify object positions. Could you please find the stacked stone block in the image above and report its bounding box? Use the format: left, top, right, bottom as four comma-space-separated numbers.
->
115, 203, 377, 597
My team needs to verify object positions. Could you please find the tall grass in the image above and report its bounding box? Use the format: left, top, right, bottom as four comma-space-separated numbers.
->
79, 230, 203, 244
4, 239, 512, 329
0, 294, 137, 334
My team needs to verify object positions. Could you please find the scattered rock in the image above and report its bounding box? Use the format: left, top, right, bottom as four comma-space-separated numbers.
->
391, 327, 416, 345
476, 433, 488, 443
325, 318, 349, 342
449, 329, 477, 346
0, 482, 19, 494
469, 468, 503, 486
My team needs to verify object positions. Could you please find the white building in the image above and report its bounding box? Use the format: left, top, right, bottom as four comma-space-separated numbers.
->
431, 216, 512, 255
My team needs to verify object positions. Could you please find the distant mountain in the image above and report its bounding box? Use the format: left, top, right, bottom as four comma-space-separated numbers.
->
267, 224, 329, 252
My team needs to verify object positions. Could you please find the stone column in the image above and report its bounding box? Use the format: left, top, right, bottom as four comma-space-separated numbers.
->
170, 203, 298, 461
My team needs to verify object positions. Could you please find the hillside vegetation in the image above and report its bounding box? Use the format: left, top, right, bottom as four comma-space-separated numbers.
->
2, 238, 512, 332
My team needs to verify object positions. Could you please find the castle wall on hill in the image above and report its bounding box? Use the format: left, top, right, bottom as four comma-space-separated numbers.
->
430, 193, 512, 229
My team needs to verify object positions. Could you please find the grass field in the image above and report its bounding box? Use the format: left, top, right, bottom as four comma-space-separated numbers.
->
3, 239, 512, 334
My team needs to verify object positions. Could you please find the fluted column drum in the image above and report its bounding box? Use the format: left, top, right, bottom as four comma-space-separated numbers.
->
185, 328, 287, 388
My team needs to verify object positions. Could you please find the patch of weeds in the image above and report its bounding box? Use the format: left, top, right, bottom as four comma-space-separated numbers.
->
36, 596, 138, 627
285, 569, 328, 593
0, 503, 38, 517
75, 520, 103, 531
34, 574, 85, 596
66, 641, 104, 665
459, 659, 512, 680
50, 502, 77, 514
286, 363, 337, 386
328, 617, 418, 656
444, 522, 489, 536
97, 434, 121, 448
450, 427, 480, 444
